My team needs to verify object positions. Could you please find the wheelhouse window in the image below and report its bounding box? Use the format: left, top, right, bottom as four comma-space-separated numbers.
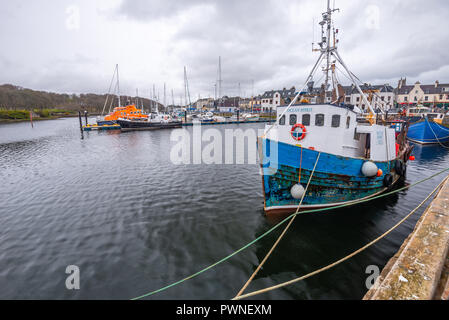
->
289, 114, 297, 126
302, 114, 311, 126
279, 115, 286, 125
315, 114, 325, 127
331, 115, 341, 128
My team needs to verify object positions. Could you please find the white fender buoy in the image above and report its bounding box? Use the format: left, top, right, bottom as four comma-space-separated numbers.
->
361, 161, 378, 177
291, 184, 305, 200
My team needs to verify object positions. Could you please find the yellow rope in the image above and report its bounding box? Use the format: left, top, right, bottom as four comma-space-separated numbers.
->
233, 152, 321, 299
427, 118, 449, 149
233, 176, 448, 300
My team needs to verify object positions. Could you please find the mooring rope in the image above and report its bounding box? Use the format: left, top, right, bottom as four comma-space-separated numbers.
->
233, 175, 448, 300
428, 119, 449, 149
131, 167, 449, 300
234, 152, 321, 299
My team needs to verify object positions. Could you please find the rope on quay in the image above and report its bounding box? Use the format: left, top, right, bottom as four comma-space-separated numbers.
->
233, 175, 449, 300
131, 167, 449, 300
234, 152, 321, 299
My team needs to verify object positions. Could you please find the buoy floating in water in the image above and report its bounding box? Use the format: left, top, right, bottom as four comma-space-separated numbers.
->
409, 156, 416, 161
377, 169, 383, 177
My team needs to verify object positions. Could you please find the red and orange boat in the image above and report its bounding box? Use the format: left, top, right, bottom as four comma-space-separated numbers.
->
98, 104, 148, 125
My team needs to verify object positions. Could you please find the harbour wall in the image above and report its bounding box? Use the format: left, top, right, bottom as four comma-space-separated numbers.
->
364, 176, 449, 300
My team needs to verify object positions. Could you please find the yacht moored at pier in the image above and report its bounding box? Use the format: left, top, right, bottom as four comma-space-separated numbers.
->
258, 1, 413, 215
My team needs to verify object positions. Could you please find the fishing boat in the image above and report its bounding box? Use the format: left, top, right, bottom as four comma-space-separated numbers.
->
258, 1, 413, 215
406, 105, 446, 125
407, 117, 449, 145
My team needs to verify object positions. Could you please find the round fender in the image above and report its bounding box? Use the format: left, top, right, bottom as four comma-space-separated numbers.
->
394, 160, 404, 176
383, 174, 393, 188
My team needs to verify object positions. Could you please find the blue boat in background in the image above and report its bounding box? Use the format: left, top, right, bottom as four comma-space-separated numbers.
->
407, 118, 449, 145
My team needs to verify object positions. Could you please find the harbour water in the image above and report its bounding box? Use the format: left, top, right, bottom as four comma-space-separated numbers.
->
0, 117, 448, 300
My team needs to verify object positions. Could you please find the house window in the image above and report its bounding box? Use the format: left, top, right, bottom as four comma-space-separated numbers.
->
302, 114, 311, 126
279, 115, 286, 125
346, 116, 351, 129
440, 95, 443, 100
289, 114, 297, 125
414, 96, 417, 101
315, 114, 325, 127
356, 97, 360, 102
331, 115, 341, 128
388, 96, 391, 101
425, 96, 429, 101
381, 96, 385, 101
345, 97, 350, 103
404, 97, 408, 102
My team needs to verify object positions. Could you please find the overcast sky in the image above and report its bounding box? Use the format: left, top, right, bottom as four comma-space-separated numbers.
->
1, 0, 448, 102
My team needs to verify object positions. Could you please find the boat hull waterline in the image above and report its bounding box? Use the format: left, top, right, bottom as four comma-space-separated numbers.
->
258, 138, 409, 215
117, 119, 182, 131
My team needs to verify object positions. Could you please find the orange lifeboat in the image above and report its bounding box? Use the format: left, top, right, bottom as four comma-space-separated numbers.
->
104, 104, 148, 121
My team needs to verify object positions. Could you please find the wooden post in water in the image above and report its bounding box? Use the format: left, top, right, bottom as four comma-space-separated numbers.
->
84, 110, 88, 126
78, 111, 84, 139
184, 110, 187, 124
29, 111, 33, 128
237, 109, 240, 122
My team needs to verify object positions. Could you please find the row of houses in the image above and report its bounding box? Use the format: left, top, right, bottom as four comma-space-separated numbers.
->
191, 79, 449, 113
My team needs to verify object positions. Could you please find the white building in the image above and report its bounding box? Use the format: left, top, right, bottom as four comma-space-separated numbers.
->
261, 87, 296, 111
343, 84, 395, 111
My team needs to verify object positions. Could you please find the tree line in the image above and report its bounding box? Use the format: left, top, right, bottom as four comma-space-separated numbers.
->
0, 84, 162, 114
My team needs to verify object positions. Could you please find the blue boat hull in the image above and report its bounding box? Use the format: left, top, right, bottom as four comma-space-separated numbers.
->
259, 138, 404, 214
407, 119, 449, 145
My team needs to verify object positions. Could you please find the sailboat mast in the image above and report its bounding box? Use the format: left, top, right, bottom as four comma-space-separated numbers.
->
116, 64, 121, 108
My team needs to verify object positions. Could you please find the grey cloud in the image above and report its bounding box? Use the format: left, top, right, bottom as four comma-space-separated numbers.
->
1, 0, 449, 99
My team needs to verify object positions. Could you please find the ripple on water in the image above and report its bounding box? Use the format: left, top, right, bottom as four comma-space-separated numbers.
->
0, 119, 448, 299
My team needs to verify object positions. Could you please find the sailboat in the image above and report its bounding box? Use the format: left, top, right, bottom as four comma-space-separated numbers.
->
97, 65, 148, 126
258, 1, 414, 215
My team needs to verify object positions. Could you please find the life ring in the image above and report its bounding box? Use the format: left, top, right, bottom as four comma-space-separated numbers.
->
291, 124, 307, 141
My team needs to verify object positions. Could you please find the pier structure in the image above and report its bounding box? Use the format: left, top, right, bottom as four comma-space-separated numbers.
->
364, 177, 449, 300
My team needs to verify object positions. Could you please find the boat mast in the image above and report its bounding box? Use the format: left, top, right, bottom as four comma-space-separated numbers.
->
116, 64, 121, 108
324, 0, 332, 93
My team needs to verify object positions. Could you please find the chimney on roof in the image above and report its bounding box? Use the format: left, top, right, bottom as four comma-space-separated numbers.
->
435, 80, 439, 88
398, 77, 406, 89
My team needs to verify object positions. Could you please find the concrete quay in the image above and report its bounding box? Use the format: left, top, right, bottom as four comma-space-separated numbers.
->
364, 176, 449, 300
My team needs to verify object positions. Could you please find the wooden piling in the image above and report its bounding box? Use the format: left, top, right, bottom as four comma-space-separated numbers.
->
78, 111, 84, 139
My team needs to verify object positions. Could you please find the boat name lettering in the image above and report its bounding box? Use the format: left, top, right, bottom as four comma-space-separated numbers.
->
287, 107, 312, 113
